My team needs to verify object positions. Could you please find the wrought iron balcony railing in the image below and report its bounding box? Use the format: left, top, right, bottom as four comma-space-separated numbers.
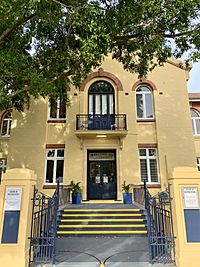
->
76, 114, 127, 131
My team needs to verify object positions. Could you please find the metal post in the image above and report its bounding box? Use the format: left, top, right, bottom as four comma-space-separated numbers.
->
144, 180, 147, 209
144, 181, 153, 263
168, 184, 176, 262
52, 180, 60, 265
29, 186, 36, 266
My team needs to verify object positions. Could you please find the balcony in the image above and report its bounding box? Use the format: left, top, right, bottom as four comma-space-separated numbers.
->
75, 114, 128, 139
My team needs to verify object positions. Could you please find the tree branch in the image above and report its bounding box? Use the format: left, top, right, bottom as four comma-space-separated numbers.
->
8, 86, 29, 99
0, 13, 37, 44
164, 30, 196, 38
113, 28, 196, 41
113, 33, 140, 40
6, 58, 84, 100
50, 58, 84, 83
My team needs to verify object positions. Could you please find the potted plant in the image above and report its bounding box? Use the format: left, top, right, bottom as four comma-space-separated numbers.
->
122, 180, 133, 204
68, 181, 82, 204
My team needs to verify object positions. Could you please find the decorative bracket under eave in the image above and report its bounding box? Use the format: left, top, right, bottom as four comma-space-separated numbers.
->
80, 138, 84, 150
119, 137, 124, 150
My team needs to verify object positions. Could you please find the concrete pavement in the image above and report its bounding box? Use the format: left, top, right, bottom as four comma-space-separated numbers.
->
33, 236, 175, 267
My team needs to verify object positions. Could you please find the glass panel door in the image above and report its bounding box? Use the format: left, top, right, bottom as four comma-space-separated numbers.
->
87, 151, 117, 200
88, 81, 115, 130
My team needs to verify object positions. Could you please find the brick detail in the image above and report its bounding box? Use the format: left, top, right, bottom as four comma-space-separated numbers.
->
137, 119, 155, 122
47, 120, 66, 123
190, 104, 200, 114
46, 144, 65, 149
132, 79, 157, 91
140, 184, 161, 188
80, 68, 123, 91
138, 144, 157, 148
43, 185, 57, 189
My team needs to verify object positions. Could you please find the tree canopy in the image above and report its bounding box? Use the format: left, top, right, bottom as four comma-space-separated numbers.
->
0, 0, 199, 110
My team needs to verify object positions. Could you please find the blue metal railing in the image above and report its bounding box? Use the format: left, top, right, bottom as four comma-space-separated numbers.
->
144, 181, 175, 264
76, 114, 127, 131
29, 182, 61, 265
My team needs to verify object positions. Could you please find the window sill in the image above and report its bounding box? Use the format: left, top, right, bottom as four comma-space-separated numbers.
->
47, 119, 66, 123
140, 184, 161, 188
0, 136, 10, 140
137, 119, 155, 123
43, 184, 64, 189
43, 184, 57, 189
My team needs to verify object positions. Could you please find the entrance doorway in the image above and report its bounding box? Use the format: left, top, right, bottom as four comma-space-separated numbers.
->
87, 150, 117, 200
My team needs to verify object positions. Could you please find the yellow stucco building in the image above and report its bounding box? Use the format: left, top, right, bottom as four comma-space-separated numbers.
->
1, 56, 200, 267
0, 55, 198, 198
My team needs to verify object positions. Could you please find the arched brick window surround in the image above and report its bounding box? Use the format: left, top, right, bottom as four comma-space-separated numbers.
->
190, 104, 200, 114
191, 108, 200, 115
0, 110, 12, 137
132, 79, 157, 91
80, 68, 123, 91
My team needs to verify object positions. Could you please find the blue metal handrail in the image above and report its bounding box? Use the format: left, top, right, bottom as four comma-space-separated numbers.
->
144, 181, 175, 264
29, 181, 60, 265
144, 181, 152, 262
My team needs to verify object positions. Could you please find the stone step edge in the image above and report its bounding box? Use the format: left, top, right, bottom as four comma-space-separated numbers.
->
59, 219, 145, 222
57, 230, 148, 235
58, 224, 146, 228
61, 214, 143, 217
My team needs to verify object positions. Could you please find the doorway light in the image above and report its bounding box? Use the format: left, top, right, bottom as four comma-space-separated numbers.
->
96, 134, 107, 138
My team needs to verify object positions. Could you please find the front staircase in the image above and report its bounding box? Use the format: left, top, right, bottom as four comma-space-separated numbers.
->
57, 204, 147, 236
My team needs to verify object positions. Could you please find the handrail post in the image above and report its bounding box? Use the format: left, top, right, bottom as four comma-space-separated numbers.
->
29, 186, 36, 266
144, 180, 147, 209
144, 181, 153, 263
57, 180, 60, 209
168, 184, 176, 262
52, 180, 60, 265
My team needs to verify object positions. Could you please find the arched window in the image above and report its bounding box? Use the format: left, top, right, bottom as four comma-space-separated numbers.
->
88, 81, 114, 115
1, 111, 12, 137
191, 109, 200, 135
136, 85, 154, 119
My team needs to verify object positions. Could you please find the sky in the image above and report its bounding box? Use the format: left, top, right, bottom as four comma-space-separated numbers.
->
187, 61, 200, 92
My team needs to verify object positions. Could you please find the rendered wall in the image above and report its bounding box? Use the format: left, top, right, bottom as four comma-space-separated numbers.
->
6, 56, 197, 199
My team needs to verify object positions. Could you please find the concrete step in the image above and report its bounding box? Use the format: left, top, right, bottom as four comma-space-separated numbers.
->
59, 219, 146, 224
57, 230, 148, 236
57, 207, 147, 237
61, 208, 142, 213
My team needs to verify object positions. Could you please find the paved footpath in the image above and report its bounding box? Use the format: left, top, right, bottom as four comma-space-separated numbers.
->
35, 236, 175, 267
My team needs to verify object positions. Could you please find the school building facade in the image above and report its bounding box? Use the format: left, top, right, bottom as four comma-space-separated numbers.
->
0, 56, 200, 267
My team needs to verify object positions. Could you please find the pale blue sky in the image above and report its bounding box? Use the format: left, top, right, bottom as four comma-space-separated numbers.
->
187, 61, 200, 92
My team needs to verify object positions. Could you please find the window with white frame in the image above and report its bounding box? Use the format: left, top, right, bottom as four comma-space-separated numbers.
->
49, 98, 66, 120
136, 85, 154, 119
45, 149, 64, 184
191, 109, 200, 135
197, 157, 200, 171
1, 111, 12, 137
139, 148, 159, 183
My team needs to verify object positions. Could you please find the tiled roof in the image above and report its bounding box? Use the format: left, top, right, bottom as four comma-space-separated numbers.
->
189, 93, 200, 100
